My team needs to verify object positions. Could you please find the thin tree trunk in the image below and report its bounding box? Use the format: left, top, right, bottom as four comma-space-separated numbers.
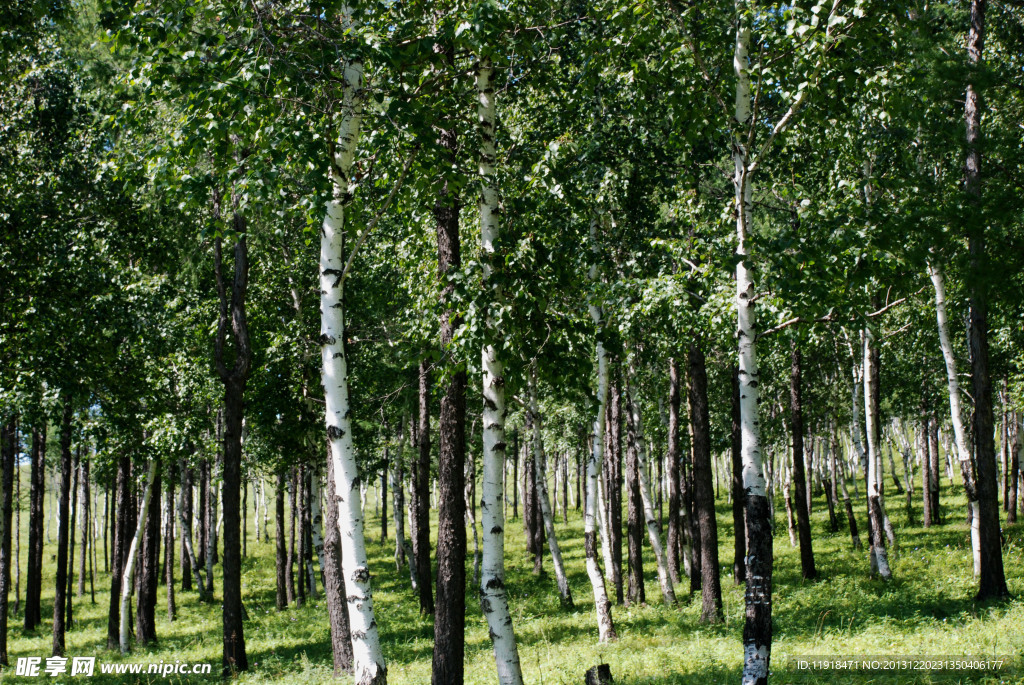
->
624, 386, 645, 608
275, 470, 287, 611
606, 376, 623, 604
864, 333, 891, 579
287, 467, 297, 605
585, 215, 617, 643
52, 401, 73, 657
66, 446, 77, 630
78, 458, 90, 598
624, 375, 676, 605
165, 476, 176, 621
26, 426, 45, 631
119, 461, 158, 654
136, 463, 160, 645
790, 345, 817, 580
530, 366, 573, 608
106, 455, 130, 648
0, 419, 15, 665
667, 359, 683, 586
181, 462, 193, 591
415, 360, 434, 616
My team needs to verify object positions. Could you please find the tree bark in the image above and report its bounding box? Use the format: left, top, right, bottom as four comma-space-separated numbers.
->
688, 341, 722, 622
730, 367, 746, 584
625, 388, 645, 608
0, 418, 15, 665
275, 469, 287, 611
431, 98, 467, 684
106, 454, 130, 649
606, 377, 623, 604
585, 215, 617, 643
624, 374, 676, 605
667, 359, 683, 586
165, 478, 176, 621
790, 345, 817, 580
119, 460, 158, 654
734, 13, 773, 680
136, 463, 161, 645
324, 444, 354, 675
864, 333, 891, 579
962, 0, 1010, 601
180, 462, 193, 591
25, 426, 45, 631
530, 367, 573, 608
415, 360, 434, 616
52, 400, 73, 657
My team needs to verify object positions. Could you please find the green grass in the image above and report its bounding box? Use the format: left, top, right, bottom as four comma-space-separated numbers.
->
3, 469, 1024, 684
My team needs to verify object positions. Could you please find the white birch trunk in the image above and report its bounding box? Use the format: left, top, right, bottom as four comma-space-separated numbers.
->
928, 260, 981, 574
863, 335, 892, 579
596, 451, 614, 581
476, 57, 525, 685
585, 216, 616, 643
529, 366, 573, 608
120, 460, 158, 654
319, 22, 385, 682
733, 12, 772, 682
624, 378, 676, 605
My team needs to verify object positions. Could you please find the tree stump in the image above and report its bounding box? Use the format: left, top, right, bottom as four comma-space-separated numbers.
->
584, 664, 613, 685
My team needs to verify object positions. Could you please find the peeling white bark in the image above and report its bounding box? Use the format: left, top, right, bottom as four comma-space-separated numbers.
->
476, 56, 525, 685
319, 16, 385, 682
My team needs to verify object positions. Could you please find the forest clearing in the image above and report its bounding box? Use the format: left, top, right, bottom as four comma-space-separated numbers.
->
3, 0, 1024, 683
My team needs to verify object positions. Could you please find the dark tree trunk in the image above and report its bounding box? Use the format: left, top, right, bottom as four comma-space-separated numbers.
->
1008, 413, 1019, 525
323, 444, 354, 675
962, 0, 1009, 600
165, 476, 176, 621
743, 494, 773, 685
790, 346, 817, 580
78, 458, 90, 598
181, 462, 193, 591
137, 464, 161, 645
66, 446, 77, 630
296, 466, 306, 606
431, 114, 468, 685
415, 359, 434, 615
197, 457, 208, 570
0, 418, 15, 665
242, 476, 247, 559
730, 367, 746, 584
381, 459, 388, 543
524, 412, 543, 575
511, 430, 519, 520
922, 411, 934, 528
286, 467, 297, 605
606, 376, 624, 605
625, 395, 645, 607
213, 223, 253, 673
25, 426, 45, 631
689, 342, 722, 622
52, 400, 73, 657
562, 450, 569, 524
275, 469, 287, 611
929, 417, 942, 524
221, 377, 248, 671
107, 454, 130, 649
667, 359, 682, 586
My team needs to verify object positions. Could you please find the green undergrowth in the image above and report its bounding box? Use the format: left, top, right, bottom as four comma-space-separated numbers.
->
3, 471, 1023, 684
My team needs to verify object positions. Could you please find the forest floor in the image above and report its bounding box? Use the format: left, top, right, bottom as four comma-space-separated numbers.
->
4, 476, 1024, 684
